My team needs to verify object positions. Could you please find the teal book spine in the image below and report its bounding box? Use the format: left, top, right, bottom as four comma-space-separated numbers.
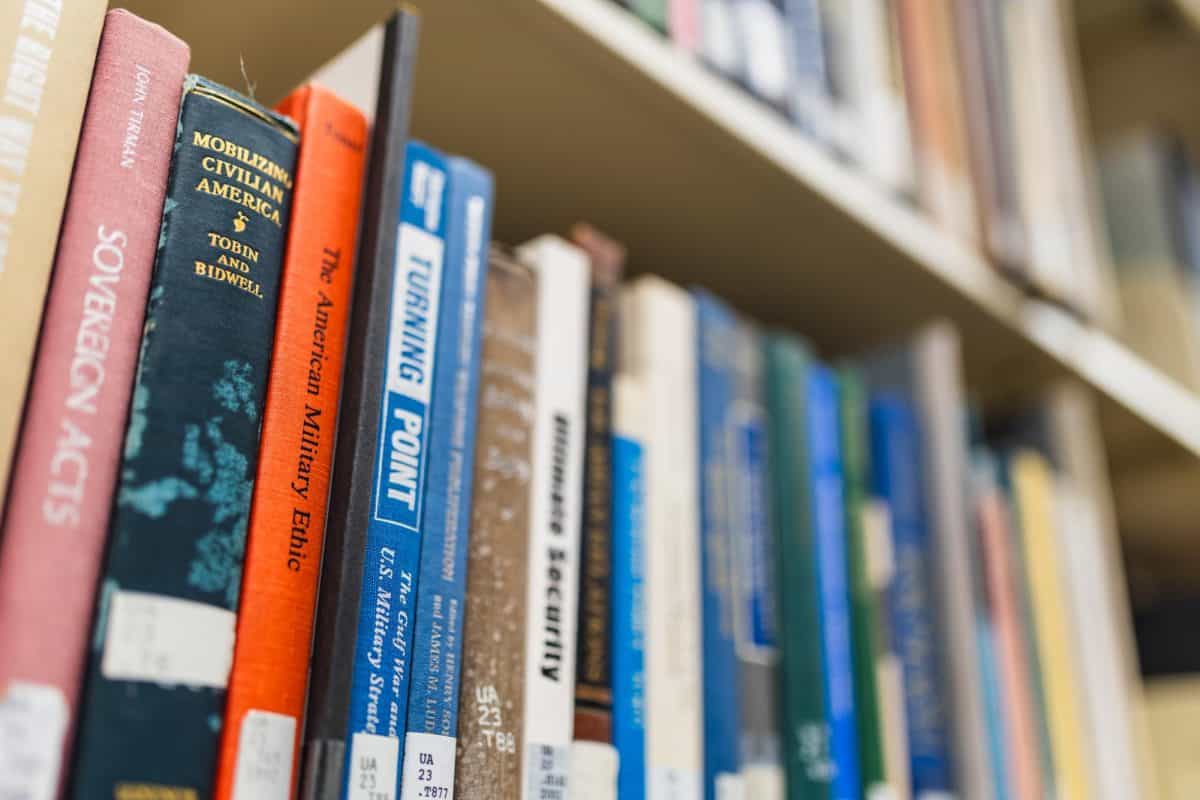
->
764, 335, 831, 800
69, 76, 297, 798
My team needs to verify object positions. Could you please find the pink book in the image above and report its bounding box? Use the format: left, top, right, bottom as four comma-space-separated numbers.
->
978, 479, 1045, 800
669, 0, 702, 53
0, 10, 187, 795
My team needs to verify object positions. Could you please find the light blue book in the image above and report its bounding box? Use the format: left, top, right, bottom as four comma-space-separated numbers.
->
398, 155, 494, 798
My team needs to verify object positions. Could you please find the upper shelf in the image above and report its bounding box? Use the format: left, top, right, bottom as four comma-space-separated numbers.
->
126, 0, 1199, 552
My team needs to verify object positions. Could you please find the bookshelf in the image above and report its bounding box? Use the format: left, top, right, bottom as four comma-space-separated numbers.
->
123, 0, 1200, 563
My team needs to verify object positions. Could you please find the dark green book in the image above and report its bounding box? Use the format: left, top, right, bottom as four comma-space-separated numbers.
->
764, 335, 829, 800
626, 0, 668, 33
69, 76, 297, 798
838, 368, 889, 799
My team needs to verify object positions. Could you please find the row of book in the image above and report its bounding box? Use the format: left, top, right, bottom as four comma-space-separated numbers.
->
0, 4, 1157, 800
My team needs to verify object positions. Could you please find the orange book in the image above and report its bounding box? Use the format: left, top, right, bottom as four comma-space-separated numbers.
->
213, 84, 367, 800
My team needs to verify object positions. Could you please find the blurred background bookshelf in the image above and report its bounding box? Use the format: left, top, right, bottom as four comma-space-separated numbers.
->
96, 0, 1200, 794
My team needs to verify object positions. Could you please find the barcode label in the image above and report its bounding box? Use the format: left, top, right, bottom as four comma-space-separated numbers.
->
100, 590, 235, 687
399, 732, 455, 800
524, 742, 569, 800
648, 767, 702, 800
715, 772, 745, 800
0, 682, 68, 800
231, 710, 296, 800
347, 733, 400, 800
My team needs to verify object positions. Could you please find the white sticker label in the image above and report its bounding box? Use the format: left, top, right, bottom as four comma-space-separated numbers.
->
399, 732, 456, 800
715, 772, 745, 800
347, 733, 400, 800
649, 767, 702, 800
567, 740, 617, 800
231, 710, 296, 800
741, 765, 784, 800
524, 742, 569, 800
101, 590, 236, 687
0, 682, 68, 800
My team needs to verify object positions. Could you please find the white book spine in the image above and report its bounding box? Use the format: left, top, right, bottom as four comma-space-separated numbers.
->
619, 277, 704, 800
516, 236, 590, 800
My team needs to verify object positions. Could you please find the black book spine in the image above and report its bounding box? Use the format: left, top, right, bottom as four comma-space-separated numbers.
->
68, 75, 297, 798
301, 11, 420, 800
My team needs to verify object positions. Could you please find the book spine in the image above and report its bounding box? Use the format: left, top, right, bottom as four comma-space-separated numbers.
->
620, 277, 704, 799
806, 367, 860, 800
398, 157, 493, 800
694, 292, 743, 800
669, 0, 702, 52
629, 0, 669, 33
867, 395, 954, 797
836, 370, 889, 799
611, 374, 648, 800
213, 85, 368, 800
700, 0, 743, 79
0, 11, 186, 797
0, 0, 107, 507
730, 324, 783, 799
782, 0, 829, 135
67, 75, 297, 798
339, 140, 448, 800
300, 14, 420, 800
568, 225, 625, 800
763, 337, 829, 800
452, 251, 538, 798
516, 236, 591, 800
570, 224, 625, 746
974, 455, 1044, 800
1010, 452, 1094, 800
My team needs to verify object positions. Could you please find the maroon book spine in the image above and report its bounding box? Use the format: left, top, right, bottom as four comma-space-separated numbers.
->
0, 10, 188, 796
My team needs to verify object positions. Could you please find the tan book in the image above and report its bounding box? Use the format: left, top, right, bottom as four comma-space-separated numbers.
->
1145, 676, 1200, 800
0, 0, 107, 504
454, 248, 539, 798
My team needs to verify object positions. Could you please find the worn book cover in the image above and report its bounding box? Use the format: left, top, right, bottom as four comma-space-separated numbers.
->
214, 84, 368, 800
0, 11, 187, 798
0, 0, 107, 509
299, 14, 420, 800
453, 249, 538, 800
398, 155, 494, 800
68, 75, 297, 799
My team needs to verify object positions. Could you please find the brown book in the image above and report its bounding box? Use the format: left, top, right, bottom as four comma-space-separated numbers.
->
454, 248, 539, 798
0, 0, 107, 506
569, 223, 626, 746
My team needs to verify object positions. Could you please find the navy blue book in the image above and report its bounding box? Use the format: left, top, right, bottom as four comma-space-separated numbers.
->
340, 140, 449, 799
611, 375, 648, 800
806, 365, 860, 800
69, 76, 297, 798
868, 393, 955, 795
694, 290, 743, 798
398, 156, 494, 798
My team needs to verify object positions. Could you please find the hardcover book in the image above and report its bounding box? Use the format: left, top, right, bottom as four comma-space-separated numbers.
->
213, 84, 368, 800
398, 155, 494, 800
68, 75, 298, 798
700, 0, 742, 79
0, 11, 187, 798
730, 0, 793, 113
865, 323, 992, 800
453, 250, 538, 799
619, 276, 704, 799
0, 0, 107, 508
764, 336, 831, 800
628, 0, 669, 33
837, 370, 890, 800
611, 374, 649, 800
516, 235, 591, 800
729, 319, 783, 800
298, 14, 421, 800
335, 139, 449, 800
694, 291, 745, 800
569, 224, 626, 799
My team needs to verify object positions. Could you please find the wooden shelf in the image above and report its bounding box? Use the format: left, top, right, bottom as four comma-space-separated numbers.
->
124, 0, 1200, 556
